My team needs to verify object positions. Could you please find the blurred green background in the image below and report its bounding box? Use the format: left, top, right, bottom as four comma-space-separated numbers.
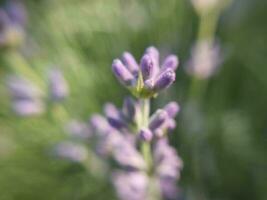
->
0, 0, 267, 199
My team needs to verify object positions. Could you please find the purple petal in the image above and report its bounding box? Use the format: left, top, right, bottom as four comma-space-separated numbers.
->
139, 128, 153, 142
112, 171, 148, 200
164, 102, 180, 118
149, 109, 168, 131
161, 55, 179, 71
140, 54, 154, 80
90, 114, 111, 134
122, 52, 139, 76
112, 59, 135, 86
104, 103, 126, 129
154, 69, 176, 92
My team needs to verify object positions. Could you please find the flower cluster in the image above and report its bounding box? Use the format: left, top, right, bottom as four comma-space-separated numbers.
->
112, 46, 179, 98
6, 67, 69, 116
90, 97, 183, 200
93, 47, 182, 199
53, 46, 183, 200
0, 0, 27, 49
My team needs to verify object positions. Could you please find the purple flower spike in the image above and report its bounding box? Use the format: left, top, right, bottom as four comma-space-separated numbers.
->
140, 54, 154, 81
164, 102, 180, 118
122, 52, 139, 76
161, 55, 179, 71
149, 109, 168, 131
154, 69, 176, 92
139, 128, 153, 142
112, 59, 135, 87
166, 118, 176, 130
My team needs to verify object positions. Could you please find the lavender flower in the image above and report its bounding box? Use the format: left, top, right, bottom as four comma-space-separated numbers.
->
186, 40, 221, 79
12, 99, 44, 116
112, 46, 179, 98
0, 1, 26, 49
112, 171, 149, 200
54, 46, 183, 200
6, 75, 44, 116
48, 68, 69, 102
154, 139, 183, 199
54, 142, 88, 162
65, 120, 92, 139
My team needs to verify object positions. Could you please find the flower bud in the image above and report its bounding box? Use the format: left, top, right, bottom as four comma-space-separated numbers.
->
153, 69, 176, 92
104, 103, 126, 129
112, 59, 135, 86
145, 46, 160, 75
122, 52, 139, 76
145, 46, 159, 64
164, 102, 180, 118
161, 55, 179, 71
149, 109, 168, 131
140, 54, 154, 81
139, 128, 153, 142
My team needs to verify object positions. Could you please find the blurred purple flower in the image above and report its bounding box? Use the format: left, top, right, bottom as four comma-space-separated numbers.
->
48, 68, 69, 101
186, 40, 221, 79
149, 109, 168, 131
139, 128, 153, 142
65, 120, 92, 139
12, 99, 44, 116
54, 142, 88, 162
112, 170, 149, 200
6, 75, 44, 116
154, 139, 183, 199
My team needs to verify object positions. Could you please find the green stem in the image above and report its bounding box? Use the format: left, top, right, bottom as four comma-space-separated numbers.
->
139, 99, 153, 172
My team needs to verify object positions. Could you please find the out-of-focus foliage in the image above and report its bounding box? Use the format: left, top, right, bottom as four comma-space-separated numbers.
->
0, 0, 266, 199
